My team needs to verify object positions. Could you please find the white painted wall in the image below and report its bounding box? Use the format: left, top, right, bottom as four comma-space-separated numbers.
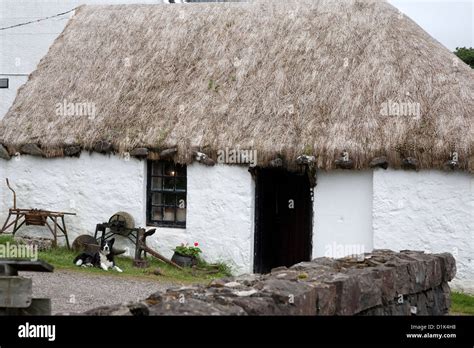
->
312, 170, 374, 259
1, 152, 472, 288
0, 155, 255, 274
0, 153, 147, 243
147, 164, 255, 275
0, 0, 168, 119
373, 169, 474, 293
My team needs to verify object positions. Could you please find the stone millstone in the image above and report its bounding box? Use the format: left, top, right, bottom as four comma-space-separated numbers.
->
71, 235, 98, 253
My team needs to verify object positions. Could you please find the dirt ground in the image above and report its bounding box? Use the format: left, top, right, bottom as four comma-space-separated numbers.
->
23, 270, 174, 315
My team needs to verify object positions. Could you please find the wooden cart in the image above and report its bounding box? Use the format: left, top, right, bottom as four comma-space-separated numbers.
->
0, 179, 75, 249
0, 208, 74, 249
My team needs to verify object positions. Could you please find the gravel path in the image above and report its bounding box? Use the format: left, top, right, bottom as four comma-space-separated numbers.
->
23, 270, 175, 315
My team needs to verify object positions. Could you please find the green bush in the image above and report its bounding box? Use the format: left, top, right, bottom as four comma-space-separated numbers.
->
454, 47, 474, 68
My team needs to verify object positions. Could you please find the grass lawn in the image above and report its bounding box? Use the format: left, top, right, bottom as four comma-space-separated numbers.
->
0, 235, 231, 284
450, 292, 474, 315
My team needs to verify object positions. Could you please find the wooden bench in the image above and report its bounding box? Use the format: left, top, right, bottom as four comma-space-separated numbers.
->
0, 259, 54, 315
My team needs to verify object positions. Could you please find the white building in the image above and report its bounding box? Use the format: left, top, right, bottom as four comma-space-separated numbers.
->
0, 0, 473, 292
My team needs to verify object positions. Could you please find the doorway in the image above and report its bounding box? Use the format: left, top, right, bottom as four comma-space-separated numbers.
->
254, 168, 313, 274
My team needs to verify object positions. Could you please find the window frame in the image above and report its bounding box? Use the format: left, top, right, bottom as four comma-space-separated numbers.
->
0, 78, 9, 89
146, 160, 187, 228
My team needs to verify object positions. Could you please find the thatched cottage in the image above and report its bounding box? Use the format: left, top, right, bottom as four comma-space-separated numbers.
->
0, 1, 473, 290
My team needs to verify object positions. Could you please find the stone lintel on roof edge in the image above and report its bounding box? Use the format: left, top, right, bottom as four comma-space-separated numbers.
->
0, 144, 11, 160
0, 143, 471, 173
64, 145, 82, 157
401, 157, 419, 171
129, 147, 149, 157
93, 140, 114, 154
158, 148, 178, 159
193, 151, 215, 166
369, 156, 389, 170
20, 143, 44, 157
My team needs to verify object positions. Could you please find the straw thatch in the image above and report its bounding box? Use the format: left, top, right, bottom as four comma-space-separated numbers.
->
1, 0, 473, 170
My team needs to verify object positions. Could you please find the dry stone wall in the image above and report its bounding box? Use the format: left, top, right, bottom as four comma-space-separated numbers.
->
84, 250, 456, 316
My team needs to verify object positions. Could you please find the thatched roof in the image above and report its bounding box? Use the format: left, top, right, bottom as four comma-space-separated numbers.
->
1, 0, 473, 170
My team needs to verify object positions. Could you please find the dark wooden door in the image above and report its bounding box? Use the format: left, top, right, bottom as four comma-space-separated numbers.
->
254, 168, 313, 274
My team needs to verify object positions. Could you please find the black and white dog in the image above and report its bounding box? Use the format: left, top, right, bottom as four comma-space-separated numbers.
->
73, 238, 123, 272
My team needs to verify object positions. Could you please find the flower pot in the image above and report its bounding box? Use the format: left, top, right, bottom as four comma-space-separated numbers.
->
171, 252, 197, 267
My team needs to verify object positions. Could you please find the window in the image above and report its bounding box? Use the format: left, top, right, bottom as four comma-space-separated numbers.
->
0, 78, 8, 89
147, 161, 187, 228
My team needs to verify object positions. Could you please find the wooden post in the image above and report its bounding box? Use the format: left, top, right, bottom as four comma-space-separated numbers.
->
0, 264, 18, 276
0, 212, 12, 234
13, 212, 19, 234
134, 229, 183, 270
20, 298, 51, 315
0, 276, 32, 308
0, 260, 53, 316
61, 216, 70, 249
53, 217, 58, 248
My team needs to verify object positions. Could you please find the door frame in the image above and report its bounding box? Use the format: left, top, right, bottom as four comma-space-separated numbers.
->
253, 167, 313, 273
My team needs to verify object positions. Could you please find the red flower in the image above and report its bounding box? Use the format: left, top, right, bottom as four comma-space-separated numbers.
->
194, 242, 199, 247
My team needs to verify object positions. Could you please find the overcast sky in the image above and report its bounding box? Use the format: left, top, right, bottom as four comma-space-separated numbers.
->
388, 0, 473, 51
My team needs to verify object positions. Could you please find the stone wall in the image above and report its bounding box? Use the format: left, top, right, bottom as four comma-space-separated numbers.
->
84, 250, 456, 316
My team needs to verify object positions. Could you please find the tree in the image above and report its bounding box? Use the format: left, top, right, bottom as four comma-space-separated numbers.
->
454, 47, 474, 68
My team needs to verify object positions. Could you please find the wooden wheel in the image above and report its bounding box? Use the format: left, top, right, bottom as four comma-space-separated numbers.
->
108, 211, 135, 236
72, 234, 98, 252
